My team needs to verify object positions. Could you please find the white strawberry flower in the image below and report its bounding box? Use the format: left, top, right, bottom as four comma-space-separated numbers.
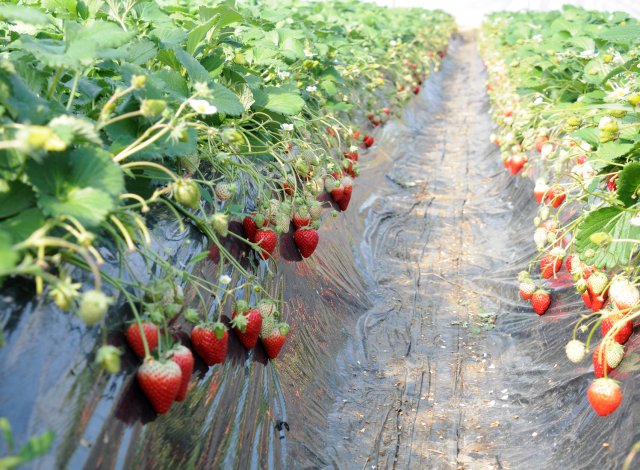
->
541, 143, 554, 159
188, 99, 217, 115
598, 116, 613, 129
606, 85, 630, 102
306, 85, 317, 93
280, 123, 294, 132
277, 70, 291, 80
304, 49, 315, 58
630, 215, 640, 227
579, 49, 597, 60
219, 275, 232, 286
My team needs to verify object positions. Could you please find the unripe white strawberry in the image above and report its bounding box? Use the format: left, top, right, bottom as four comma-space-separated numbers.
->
565, 340, 586, 363
587, 271, 609, 295
609, 277, 639, 311
534, 227, 547, 248
605, 342, 625, 369
214, 182, 236, 201
78, 290, 113, 325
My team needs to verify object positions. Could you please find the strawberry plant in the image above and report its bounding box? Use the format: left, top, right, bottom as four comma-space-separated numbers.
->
0, 0, 455, 445
481, 5, 640, 419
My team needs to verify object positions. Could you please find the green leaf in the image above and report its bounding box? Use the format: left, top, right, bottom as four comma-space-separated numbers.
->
575, 207, 640, 269
38, 186, 113, 227
17, 430, 54, 463
572, 127, 599, 147
0, 180, 35, 219
594, 141, 634, 165
0, 417, 14, 452
173, 47, 210, 84
0, 5, 52, 24
186, 16, 218, 55
617, 162, 640, 207
598, 25, 640, 45
253, 86, 305, 115
70, 147, 124, 197
209, 83, 243, 116
26, 150, 120, 228
48, 116, 101, 146
0, 208, 45, 243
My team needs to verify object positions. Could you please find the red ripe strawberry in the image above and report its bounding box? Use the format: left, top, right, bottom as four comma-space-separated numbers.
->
382, 107, 391, 116
327, 127, 335, 137
293, 227, 319, 258
582, 291, 593, 309
363, 135, 374, 148
254, 228, 277, 260
231, 305, 262, 349
587, 378, 622, 416
592, 342, 624, 378
519, 279, 536, 300
169, 345, 194, 402
292, 214, 311, 229
576, 155, 587, 165
261, 322, 290, 359
601, 310, 634, 345
535, 135, 548, 152
503, 157, 512, 172
339, 177, 353, 211
353, 130, 360, 140
191, 322, 228, 366
344, 150, 359, 162
509, 154, 527, 175
565, 255, 574, 274
125, 322, 159, 358
137, 358, 182, 414
531, 289, 551, 315
208, 244, 220, 263
591, 294, 608, 312
243, 216, 259, 243
413, 85, 420, 95
540, 249, 564, 279
545, 185, 566, 208
534, 180, 549, 204
282, 182, 296, 196
607, 174, 618, 192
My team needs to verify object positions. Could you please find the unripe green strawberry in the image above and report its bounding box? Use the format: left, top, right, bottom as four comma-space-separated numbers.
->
294, 159, 309, 175
628, 93, 640, 107
174, 179, 200, 209
96, 345, 122, 373
214, 182, 236, 201
279, 201, 293, 218
131, 74, 147, 89
140, 99, 167, 118
211, 213, 229, 237
78, 290, 113, 325
275, 212, 291, 234
21, 126, 67, 152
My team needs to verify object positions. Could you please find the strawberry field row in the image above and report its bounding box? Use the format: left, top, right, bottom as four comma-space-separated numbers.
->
480, 6, 640, 425
0, 1, 454, 464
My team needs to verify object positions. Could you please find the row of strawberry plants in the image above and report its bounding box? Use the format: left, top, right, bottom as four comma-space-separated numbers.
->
0, 0, 454, 418
480, 6, 640, 418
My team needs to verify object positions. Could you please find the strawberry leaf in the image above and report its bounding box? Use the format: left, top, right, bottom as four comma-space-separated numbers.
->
575, 207, 640, 269
616, 161, 640, 207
